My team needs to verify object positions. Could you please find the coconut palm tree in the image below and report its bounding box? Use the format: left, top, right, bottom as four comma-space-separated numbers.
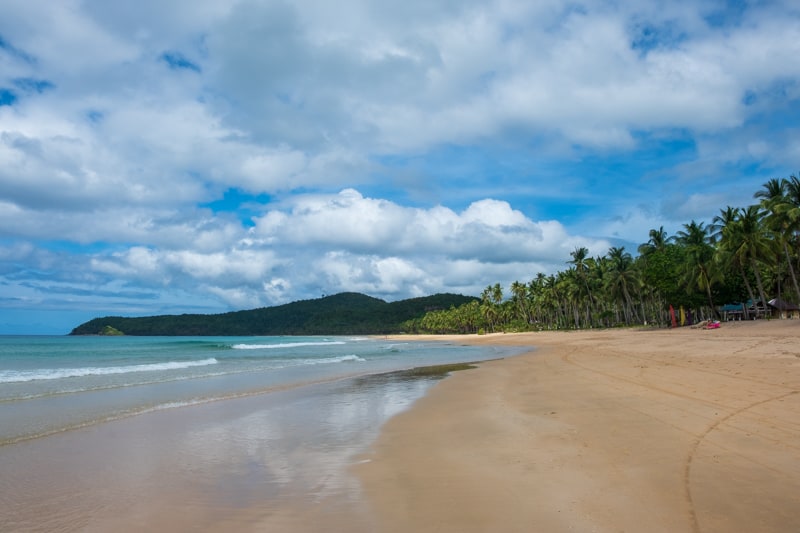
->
510, 280, 530, 324
605, 246, 642, 324
714, 207, 757, 317
569, 247, 599, 326
756, 177, 800, 303
538, 273, 564, 329
479, 283, 504, 332
675, 221, 719, 315
710, 206, 739, 244
527, 274, 547, 326
558, 269, 583, 328
638, 226, 670, 255
724, 205, 774, 312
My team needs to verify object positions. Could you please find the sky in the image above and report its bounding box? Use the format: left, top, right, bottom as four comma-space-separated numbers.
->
1, 0, 799, 334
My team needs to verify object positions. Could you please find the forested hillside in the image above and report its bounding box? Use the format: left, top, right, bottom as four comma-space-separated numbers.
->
69, 292, 477, 336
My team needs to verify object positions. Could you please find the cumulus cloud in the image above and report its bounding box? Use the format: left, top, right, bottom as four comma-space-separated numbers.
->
250, 189, 594, 264
0, 0, 798, 331
24, 187, 605, 314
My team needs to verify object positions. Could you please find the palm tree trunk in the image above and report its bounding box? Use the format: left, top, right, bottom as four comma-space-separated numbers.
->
783, 241, 800, 303
620, 282, 640, 324
739, 264, 757, 320
700, 267, 719, 318
750, 258, 769, 317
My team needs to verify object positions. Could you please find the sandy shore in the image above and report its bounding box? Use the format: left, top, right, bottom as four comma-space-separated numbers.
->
355, 321, 800, 532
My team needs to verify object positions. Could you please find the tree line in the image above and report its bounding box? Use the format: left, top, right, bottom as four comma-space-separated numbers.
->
403, 175, 800, 334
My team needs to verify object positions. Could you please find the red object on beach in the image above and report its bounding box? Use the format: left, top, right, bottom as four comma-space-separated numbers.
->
669, 305, 677, 328
706, 321, 721, 329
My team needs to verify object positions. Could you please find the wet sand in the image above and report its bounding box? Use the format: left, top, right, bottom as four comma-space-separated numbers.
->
356, 321, 800, 532
0, 372, 437, 532
5, 322, 800, 531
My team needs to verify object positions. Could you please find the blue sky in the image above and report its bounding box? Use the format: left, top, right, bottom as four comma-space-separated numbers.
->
1, 0, 799, 334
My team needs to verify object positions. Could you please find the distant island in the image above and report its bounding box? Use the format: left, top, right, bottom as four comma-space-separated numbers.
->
69, 292, 477, 336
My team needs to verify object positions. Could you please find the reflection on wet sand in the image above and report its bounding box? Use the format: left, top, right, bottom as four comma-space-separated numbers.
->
0, 368, 457, 532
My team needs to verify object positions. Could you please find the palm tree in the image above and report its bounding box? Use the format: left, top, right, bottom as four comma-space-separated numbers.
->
714, 207, 757, 317
726, 205, 774, 313
756, 177, 800, 303
551, 272, 568, 327
605, 246, 642, 324
527, 274, 547, 326
569, 247, 597, 326
638, 226, 670, 255
510, 280, 530, 324
558, 269, 583, 328
675, 221, 719, 315
710, 206, 739, 244
491, 283, 503, 306
480, 283, 504, 332
754, 177, 785, 205
637, 227, 681, 324
545, 273, 568, 329
461, 300, 482, 333
783, 174, 800, 221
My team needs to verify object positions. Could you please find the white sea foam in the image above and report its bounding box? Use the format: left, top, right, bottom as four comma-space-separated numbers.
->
231, 341, 347, 350
304, 354, 366, 364
0, 358, 219, 383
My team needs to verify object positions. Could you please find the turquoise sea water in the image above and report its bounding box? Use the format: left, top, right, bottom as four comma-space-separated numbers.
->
0, 335, 526, 531
0, 335, 518, 445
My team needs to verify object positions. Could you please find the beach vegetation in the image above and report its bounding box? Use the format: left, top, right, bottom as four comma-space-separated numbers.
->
406, 176, 800, 333
70, 177, 800, 336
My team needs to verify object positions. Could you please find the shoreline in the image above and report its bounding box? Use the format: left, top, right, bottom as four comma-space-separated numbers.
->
0, 338, 511, 532
4, 324, 800, 531
355, 321, 800, 532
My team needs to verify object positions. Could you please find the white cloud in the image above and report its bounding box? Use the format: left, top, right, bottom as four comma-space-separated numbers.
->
250, 189, 593, 264
207, 285, 266, 309
239, 148, 308, 191
1, 0, 139, 74
91, 247, 164, 282
0, 0, 799, 329
68, 187, 608, 310
313, 252, 429, 297
3, 0, 796, 206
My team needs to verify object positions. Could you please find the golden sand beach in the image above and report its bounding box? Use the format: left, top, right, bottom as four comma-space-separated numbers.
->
353, 320, 800, 532
6, 322, 799, 532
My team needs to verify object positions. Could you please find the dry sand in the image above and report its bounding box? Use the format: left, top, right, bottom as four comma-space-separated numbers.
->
355, 320, 800, 533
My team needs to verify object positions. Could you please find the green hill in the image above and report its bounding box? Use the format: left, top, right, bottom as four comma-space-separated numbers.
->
69, 292, 477, 336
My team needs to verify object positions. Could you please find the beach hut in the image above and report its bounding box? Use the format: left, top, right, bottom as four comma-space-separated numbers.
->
767, 298, 800, 319
719, 303, 746, 321
747, 299, 769, 319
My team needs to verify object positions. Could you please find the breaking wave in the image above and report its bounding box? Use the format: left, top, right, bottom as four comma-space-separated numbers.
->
0, 358, 219, 383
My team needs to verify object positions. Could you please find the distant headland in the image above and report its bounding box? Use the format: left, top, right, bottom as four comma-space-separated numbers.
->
69, 292, 477, 336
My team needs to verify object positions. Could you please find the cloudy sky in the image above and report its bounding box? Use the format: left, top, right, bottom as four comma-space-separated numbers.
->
1, 0, 799, 333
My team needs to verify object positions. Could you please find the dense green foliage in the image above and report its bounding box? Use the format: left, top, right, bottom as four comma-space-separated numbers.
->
406, 175, 800, 333
70, 292, 477, 336
99, 325, 125, 336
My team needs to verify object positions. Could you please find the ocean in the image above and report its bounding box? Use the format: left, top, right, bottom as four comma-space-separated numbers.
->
0, 335, 524, 530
